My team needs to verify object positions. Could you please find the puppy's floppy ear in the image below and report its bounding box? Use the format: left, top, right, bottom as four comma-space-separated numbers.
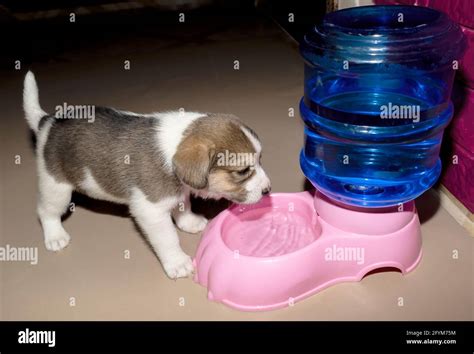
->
172, 135, 216, 189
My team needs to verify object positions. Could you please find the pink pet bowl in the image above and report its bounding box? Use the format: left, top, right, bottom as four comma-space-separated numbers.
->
194, 191, 422, 311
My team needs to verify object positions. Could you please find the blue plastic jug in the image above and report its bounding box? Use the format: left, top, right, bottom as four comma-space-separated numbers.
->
300, 5, 466, 207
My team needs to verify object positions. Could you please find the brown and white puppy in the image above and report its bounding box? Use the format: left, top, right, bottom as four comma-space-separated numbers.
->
23, 71, 271, 279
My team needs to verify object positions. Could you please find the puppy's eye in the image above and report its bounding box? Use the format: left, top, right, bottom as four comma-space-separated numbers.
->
237, 167, 250, 175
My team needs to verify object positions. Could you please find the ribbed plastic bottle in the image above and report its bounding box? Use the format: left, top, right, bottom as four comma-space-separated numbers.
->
300, 5, 466, 207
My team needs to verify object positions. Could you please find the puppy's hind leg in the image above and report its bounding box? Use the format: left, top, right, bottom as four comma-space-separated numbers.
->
130, 188, 194, 279
37, 170, 73, 252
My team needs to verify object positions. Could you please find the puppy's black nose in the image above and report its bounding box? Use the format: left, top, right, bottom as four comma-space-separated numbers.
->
262, 187, 271, 195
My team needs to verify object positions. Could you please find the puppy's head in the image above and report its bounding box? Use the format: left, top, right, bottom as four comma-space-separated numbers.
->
172, 114, 271, 204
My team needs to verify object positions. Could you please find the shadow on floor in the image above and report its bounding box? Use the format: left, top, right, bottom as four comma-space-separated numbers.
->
67, 191, 230, 221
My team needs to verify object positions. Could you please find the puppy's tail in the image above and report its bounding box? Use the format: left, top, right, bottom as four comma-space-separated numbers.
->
23, 71, 47, 134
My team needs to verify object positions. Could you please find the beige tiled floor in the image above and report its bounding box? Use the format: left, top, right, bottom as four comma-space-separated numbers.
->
0, 19, 472, 320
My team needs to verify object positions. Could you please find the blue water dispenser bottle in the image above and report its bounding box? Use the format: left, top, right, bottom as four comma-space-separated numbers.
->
300, 5, 466, 207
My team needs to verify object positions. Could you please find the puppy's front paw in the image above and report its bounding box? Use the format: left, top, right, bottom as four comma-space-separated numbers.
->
175, 213, 208, 234
162, 253, 194, 279
44, 229, 71, 252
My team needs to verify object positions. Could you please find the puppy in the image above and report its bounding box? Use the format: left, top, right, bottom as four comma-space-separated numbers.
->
23, 71, 271, 279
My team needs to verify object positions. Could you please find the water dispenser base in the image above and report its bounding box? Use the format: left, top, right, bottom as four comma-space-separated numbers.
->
194, 191, 422, 311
